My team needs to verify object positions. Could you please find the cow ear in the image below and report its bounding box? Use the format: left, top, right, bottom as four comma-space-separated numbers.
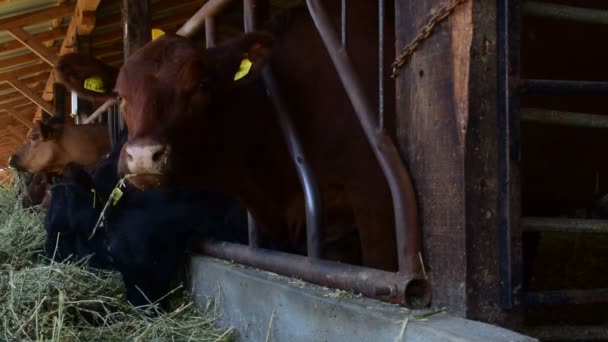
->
209, 32, 274, 88
54, 53, 118, 101
38, 119, 62, 140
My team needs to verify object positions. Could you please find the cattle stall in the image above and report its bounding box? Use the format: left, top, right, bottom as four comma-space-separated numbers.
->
0, 0, 606, 340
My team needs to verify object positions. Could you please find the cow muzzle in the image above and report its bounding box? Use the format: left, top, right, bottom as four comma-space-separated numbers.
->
122, 139, 170, 176
8, 155, 20, 170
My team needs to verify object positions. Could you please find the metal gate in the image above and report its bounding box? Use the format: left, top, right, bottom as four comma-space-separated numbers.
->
498, 0, 608, 334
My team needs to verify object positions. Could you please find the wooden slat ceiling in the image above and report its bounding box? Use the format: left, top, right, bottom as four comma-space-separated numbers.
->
0, 0, 208, 167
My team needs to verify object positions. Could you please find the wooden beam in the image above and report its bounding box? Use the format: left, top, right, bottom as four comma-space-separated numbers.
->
6, 76, 54, 115
0, 27, 65, 55
0, 4, 74, 31
76, 0, 102, 35
8, 27, 59, 66
2, 108, 34, 129
5, 125, 26, 140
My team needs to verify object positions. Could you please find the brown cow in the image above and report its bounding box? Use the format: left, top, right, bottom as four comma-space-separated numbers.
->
22, 172, 52, 209
54, 3, 398, 270
9, 117, 111, 174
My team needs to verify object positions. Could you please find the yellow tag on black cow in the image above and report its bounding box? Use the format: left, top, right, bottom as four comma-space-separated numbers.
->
233, 58, 253, 81
111, 187, 123, 206
84, 76, 105, 93
152, 28, 165, 40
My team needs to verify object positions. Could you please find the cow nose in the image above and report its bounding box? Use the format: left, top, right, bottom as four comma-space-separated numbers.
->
124, 143, 169, 174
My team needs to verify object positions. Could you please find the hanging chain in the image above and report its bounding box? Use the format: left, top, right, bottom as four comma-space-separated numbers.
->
391, 0, 469, 78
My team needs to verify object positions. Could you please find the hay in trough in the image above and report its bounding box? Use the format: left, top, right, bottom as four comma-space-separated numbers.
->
0, 172, 233, 341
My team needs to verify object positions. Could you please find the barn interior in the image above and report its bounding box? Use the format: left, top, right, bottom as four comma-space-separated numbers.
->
518, 0, 608, 336
1, 0, 608, 340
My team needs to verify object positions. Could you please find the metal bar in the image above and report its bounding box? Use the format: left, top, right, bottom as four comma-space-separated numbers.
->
340, 0, 346, 47
177, 0, 234, 37
306, 0, 424, 278
243, 0, 255, 33
520, 79, 608, 95
247, 211, 259, 248
523, 1, 608, 26
378, 0, 385, 130
261, 67, 324, 258
245, 0, 324, 258
522, 108, 608, 129
199, 240, 432, 307
205, 17, 216, 48
522, 288, 608, 306
523, 217, 608, 234
497, 0, 521, 308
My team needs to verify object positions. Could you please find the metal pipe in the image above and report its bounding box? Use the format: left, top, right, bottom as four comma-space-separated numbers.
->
520, 79, 608, 95
305, 0, 423, 276
523, 1, 608, 25
244, 0, 324, 258
497, 0, 515, 309
522, 217, 608, 234
522, 288, 608, 306
340, 0, 346, 47
262, 67, 324, 258
199, 240, 431, 307
522, 108, 608, 129
177, 0, 234, 37
378, 0, 385, 130
243, 0, 255, 33
205, 17, 216, 48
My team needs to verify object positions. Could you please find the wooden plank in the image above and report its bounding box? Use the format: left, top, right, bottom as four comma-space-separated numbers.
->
0, 27, 65, 54
5, 125, 26, 139
2, 107, 34, 128
394, 0, 472, 315
8, 27, 59, 66
76, 0, 101, 35
0, 4, 74, 31
0, 51, 50, 71
6, 75, 54, 114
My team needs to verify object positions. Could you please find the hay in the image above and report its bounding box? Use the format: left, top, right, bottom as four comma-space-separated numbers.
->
0, 172, 234, 342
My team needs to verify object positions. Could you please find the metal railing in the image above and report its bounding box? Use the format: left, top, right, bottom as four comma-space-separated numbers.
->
498, 0, 608, 315
178, 0, 430, 307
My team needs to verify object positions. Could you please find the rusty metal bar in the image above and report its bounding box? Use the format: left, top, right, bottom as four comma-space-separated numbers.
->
523, 1, 608, 25
177, 0, 234, 37
522, 108, 608, 129
205, 17, 216, 48
245, 0, 324, 258
199, 240, 431, 307
305, 0, 424, 277
378, 0, 385, 130
522, 288, 608, 306
522, 217, 608, 234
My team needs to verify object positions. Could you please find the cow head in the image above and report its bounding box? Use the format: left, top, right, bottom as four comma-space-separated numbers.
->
9, 117, 65, 173
54, 33, 273, 188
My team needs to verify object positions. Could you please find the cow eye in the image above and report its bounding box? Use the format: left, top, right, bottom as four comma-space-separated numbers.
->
30, 134, 40, 141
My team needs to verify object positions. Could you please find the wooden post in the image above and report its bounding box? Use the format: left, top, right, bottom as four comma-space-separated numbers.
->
394, 0, 473, 315
120, 0, 151, 131
53, 83, 66, 118
123, 0, 151, 56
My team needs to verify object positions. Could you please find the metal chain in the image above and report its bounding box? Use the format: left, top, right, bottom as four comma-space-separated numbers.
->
391, 0, 469, 78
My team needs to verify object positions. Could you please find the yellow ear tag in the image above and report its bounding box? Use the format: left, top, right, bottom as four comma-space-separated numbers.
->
110, 187, 123, 206
152, 28, 165, 40
84, 76, 105, 93
233, 58, 253, 81
91, 189, 96, 208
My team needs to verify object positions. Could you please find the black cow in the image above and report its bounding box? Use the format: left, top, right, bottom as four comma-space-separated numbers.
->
44, 131, 248, 306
